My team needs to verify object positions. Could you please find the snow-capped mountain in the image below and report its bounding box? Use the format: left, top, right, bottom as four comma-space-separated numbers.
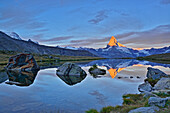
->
74, 36, 170, 58
6, 32, 22, 40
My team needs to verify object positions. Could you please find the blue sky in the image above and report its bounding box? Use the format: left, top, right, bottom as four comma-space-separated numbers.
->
0, 0, 170, 49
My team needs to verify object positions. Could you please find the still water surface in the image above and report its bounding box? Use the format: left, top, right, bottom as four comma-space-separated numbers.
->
0, 59, 170, 113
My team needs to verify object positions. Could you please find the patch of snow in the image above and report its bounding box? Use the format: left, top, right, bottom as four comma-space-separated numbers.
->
116, 47, 131, 54
6, 32, 22, 40
139, 50, 150, 55
165, 49, 170, 53
102, 46, 112, 51
28, 39, 39, 44
65, 46, 79, 50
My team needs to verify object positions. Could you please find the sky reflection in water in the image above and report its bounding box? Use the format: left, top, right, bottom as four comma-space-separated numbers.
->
0, 59, 170, 113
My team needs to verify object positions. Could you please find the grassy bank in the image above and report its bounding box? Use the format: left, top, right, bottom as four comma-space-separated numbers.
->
86, 93, 170, 113
0, 50, 104, 71
136, 53, 170, 64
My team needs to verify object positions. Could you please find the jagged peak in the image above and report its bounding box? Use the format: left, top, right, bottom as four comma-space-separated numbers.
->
108, 36, 126, 47
108, 36, 117, 46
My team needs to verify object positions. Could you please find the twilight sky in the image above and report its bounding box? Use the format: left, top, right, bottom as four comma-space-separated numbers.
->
0, 0, 170, 49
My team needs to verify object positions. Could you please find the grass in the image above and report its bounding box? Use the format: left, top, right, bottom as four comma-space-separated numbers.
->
0, 50, 104, 71
144, 78, 160, 87
86, 94, 150, 113
136, 53, 170, 64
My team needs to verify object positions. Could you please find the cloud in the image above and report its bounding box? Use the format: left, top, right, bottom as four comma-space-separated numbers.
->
60, 24, 170, 49
160, 0, 170, 4
116, 24, 170, 48
39, 36, 74, 43
88, 10, 109, 24
0, 1, 50, 31
113, 9, 129, 16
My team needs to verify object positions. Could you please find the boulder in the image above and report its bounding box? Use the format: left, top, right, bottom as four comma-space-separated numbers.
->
5, 70, 38, 86
146, 67, 167, 80
148, 97, 168, 107
0, 71, 8, 84
6, 53, 39, 71
141, 91, 158, 98
56, 62, 87, 85
128, 106, 159, 113
138, 82, 152, 92
89, 65, 106, 76
153, 77, 170, 90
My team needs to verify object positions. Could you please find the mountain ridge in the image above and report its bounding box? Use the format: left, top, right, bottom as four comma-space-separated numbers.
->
0, 31, 96, 57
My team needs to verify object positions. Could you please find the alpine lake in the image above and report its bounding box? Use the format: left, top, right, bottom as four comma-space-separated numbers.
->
0, 59, 170, 113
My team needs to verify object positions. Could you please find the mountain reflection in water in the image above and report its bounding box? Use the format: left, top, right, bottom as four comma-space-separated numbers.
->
5, 70, 39, 86
81, 59, 170, 79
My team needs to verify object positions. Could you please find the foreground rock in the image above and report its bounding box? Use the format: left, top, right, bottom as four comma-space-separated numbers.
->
138, 82, 152, 92
0, 72, 8, 84
153, 77, 170, 90
128, 106, 159, 113
147, 67, 167, 80
88, 65, 106, 76
6, 53, 39, 71
148, 97, 168, 107
141, 91, 158, 98
5, 70, 38, 86
56, 62, 87, 85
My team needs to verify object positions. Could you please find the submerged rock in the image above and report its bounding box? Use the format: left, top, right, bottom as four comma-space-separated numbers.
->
6, 53, 39, 71
128, 106, 159, 113
148, 97, 168, 107
138, 81, 152, 92
0, 71, 8, 84
5, 70, 39, 86
56, 62, 87, 85
153, 77, 170, 90
89, 65, 106, 76
146, 67, 167, 80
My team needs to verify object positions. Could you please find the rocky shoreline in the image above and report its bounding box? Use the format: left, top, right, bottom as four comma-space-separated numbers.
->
86, 67, 170, 113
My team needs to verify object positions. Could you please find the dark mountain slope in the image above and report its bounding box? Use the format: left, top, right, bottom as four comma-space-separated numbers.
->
0, 31, 96, 57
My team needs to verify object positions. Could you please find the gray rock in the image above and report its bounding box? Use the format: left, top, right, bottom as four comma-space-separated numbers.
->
148, 97, 168, 107
0, 71, 8, 83
154, 77, 170, 90
56, 62, 86, 76
128, 106, 159, 113
88, 65, 106, 76
5, 53, 39, 71
141, 91, 158, 98
138, 82, 152, 92
146, 67, 167, 80
89, 68, 106, 76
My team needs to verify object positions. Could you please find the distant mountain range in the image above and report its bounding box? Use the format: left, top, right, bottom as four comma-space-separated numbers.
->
78, 36, 170, 58
0, 31, 169, 58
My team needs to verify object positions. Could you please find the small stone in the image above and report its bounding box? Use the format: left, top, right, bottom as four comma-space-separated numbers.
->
148, 97, 168, 107
128, 106, 159, 113
138, 82, 152, 92
141, 91, 158, 98
154, 77, 170, 90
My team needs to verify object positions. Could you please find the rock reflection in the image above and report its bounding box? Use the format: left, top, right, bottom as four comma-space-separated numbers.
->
5, 70, 39, 86
57, 74, 87, 86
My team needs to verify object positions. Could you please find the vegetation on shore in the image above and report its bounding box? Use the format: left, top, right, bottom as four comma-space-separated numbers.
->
86, 93, 170, 113
136, 53, 170, 64
0, 50, 104, 71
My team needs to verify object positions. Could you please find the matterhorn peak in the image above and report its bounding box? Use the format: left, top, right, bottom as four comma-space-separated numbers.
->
108, 36, 126, 47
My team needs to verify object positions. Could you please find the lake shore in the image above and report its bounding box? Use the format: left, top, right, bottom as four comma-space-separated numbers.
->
86, 67, 170, 113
